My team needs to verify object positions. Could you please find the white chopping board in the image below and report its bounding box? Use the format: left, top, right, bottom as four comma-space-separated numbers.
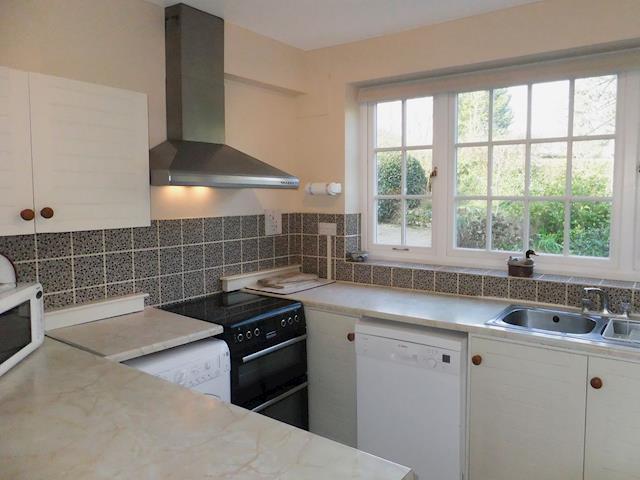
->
246, 278, 335, 295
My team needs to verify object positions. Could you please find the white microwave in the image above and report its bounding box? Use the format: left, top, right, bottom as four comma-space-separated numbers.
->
0, 282, 45, 377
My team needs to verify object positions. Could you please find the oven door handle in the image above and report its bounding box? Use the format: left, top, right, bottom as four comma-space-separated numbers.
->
241, 334, 307, 363
251, 381, 308, 413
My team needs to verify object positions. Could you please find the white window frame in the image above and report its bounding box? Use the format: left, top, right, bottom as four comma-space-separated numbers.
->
362, 71, 640, 280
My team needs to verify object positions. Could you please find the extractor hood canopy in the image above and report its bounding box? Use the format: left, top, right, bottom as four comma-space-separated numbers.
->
150, 3, 299, 189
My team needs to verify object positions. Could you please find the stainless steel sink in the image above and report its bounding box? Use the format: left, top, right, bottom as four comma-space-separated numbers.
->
487, 305, 607, 340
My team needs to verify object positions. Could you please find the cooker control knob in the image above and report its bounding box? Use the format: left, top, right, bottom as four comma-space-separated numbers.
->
237, 333, 244, 342
246, 330, 252, 340
254, 328, 261, 336
294, 314, 299, 322
281, 319, 286, 327
288, 317, 293, 325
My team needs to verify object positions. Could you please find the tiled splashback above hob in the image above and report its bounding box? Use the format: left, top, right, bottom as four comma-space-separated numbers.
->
0, 213, 361, 311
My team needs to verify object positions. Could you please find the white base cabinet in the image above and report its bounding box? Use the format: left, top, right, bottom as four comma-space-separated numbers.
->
468, 336, 587, 480
305, 307, 358, 447
585, 357, 640, 480
469, 335, 640, 480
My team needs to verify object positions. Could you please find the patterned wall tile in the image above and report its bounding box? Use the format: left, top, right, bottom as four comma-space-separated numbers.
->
15, 262, 36, 283
259, 237, 274, 259
275, 235, 289, 257
159, 220, 182, 247
392, 268, 413, 289
160, 274, 183, 304
182, 218, 203, 245
372, 265, 392, 287
72, 230, 104, 256
107, 281, 134, 298
0, 235, 36, 262
242, 239, 258, 263
73, 255, 105, 288
537, 281, 567, 305
75, 286, 106, 304
509, 278, 537, 301
38, 258, 73, 292
353, 263, 372, 284
483, 275, 508, 298
223, 240, 242, 265
184, 271, 204, 298
160, 247, 182, 275
106, 252, 133, 284
204, 242, 224, 268
204, 217, 223, 242
183, 244, 204, 272
37, 233, 71, 259
223, 216, 242, 240
241, 215, 258, 238
413, 269, 434, 291
302, 235, 318, 256
105, 228, 132, 252
134, 278, 159, 306
133, 221, 158, 249
303, 213, 318, 234
435, 271, 458, 294
134, 249, 159, 279
459, 273, 483, 296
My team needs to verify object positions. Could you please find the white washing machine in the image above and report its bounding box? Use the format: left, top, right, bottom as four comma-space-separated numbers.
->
124, 337, 231, 402
356, 317, 467, 480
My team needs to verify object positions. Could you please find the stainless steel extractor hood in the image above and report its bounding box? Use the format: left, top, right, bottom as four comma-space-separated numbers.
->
150, 4, 299, 189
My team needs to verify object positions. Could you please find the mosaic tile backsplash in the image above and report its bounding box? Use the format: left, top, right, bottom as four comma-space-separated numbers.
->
3, 209, 636, 315
0, 213, 361, 311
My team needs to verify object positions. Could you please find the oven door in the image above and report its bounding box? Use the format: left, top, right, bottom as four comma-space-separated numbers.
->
251, 380, 309, 430
231, 333, 307, 408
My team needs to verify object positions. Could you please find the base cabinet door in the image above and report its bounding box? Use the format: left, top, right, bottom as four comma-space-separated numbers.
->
468, 337, 587, 480
585, 357, 640, 480
305, 307, 357, 447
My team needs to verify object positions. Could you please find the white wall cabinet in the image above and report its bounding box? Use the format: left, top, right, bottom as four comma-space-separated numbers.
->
468, 336, 587, 480
0, 67, 150, 235
585, 356, 640, 480
305, 307, 358, 447
0, 67, 35, 236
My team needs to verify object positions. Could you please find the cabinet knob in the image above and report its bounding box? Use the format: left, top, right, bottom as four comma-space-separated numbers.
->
590, 377, 603, 390
40, 207, 54, 219
347, 332, 355, 342
20, 209, 35, 221
471, 355, 482, 366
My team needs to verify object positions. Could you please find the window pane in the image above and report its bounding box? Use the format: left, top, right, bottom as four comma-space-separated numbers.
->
492, 85, 528, 141
456, 200, 487, 249
406, 149, 432, 195
491, 201, 523, 252
569, 201, 611, 257
574, 75, 617, 136
530, 142, 567, 196
376, 101, 402, 147
406, 97, 433, 146
572, 139, 614, 197
406, 199, 432, 247
529, 201, 565, 254
492, 144, 525, 196
376, 151, 401, 195
457, 90, 489, 143
456, 146, 488, 196
376, 199, 402, 245
531, 80, 570, 138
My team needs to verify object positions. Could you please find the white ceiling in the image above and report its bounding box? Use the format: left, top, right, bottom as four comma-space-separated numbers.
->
153, 0, 541, 50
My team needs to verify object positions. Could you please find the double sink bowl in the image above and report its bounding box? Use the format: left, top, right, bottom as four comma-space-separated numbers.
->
487, 305, 640, 346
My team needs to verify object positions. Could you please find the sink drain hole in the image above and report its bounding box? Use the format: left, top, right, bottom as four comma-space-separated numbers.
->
553, 315, 560, 323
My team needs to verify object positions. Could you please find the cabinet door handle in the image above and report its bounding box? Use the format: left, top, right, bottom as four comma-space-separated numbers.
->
471, 355, 482, 366
40, 207, 54, 219
20, 209, 35, 221
347, 332, 355, 342
590, 377, 603, 390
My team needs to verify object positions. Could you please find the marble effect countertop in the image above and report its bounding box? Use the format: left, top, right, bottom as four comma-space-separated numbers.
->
271, 282, 640, 362
0, 339, 413, 480
46, 307, 223, 362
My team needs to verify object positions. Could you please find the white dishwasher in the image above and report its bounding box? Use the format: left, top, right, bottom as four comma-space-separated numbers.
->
356, 317, 467, 480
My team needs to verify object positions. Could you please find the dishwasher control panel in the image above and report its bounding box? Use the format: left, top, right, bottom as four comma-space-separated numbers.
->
355, 333, 462, 376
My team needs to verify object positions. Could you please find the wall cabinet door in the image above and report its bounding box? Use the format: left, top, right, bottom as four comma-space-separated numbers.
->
305, 307, 358, 447
585, 356, 640, 480
0, 67, 35, 236
29, 72, 150, 233
468, 336, 587, 480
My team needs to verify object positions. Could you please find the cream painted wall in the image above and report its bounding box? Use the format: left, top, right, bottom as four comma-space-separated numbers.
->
297, 0, 640, 213
0, 0, 310, 219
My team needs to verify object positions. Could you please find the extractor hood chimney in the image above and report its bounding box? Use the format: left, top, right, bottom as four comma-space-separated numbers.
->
150, 3, 299, 189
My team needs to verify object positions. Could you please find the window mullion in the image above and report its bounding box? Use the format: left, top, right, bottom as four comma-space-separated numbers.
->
523, 83, 533, 252
486, 90, 494, 251
401, 100, 407, 245
564, 79, 576, 257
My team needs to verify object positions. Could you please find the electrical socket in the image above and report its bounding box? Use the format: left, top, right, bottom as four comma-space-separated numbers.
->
318, 222, 337, 236
264, 209, 282, 235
